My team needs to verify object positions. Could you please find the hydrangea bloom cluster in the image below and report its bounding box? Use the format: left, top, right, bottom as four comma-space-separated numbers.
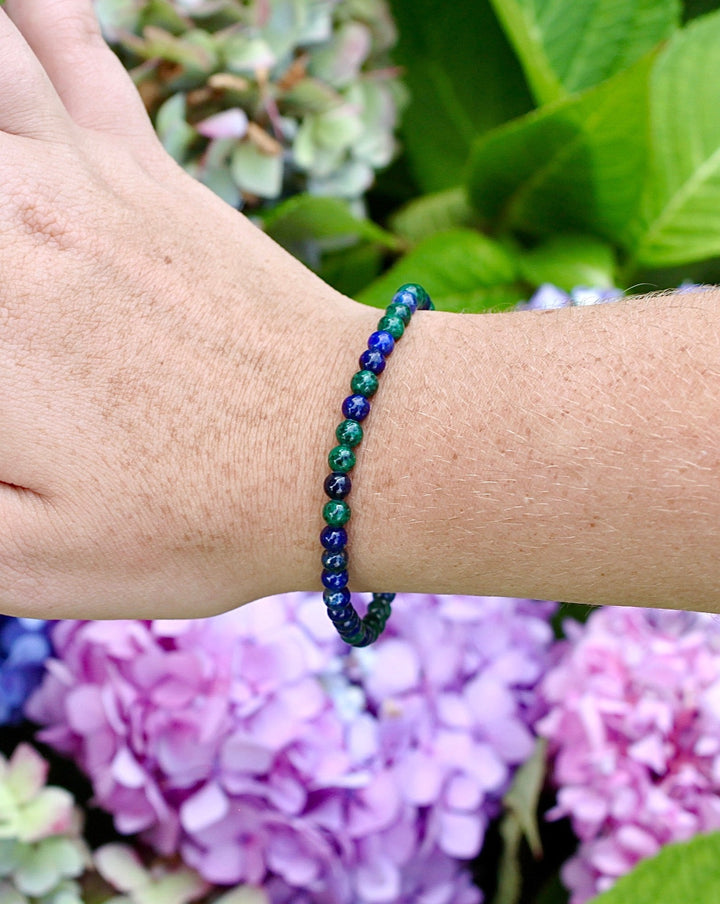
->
28, 592, 555, 903
96, 0, 403, 206
537, 606, 720, 903
0, 743, 88, 904
0, 618, 52, 726
518, 284, 622, 311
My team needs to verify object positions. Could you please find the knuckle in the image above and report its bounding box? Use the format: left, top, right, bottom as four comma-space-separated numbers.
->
47, 2, 104, 47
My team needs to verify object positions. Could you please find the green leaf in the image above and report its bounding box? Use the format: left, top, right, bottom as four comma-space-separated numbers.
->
491, 739, 548, 904
390, 187, 477, 244
629, 10, 720, 267
388, 0, 533, 192
319, 243, 383, 298
467, 52, 654, 246
589, 831, 720, 904
489, 0, 680, 104
518, 234, 617, 290
356, 229, 524, 312
262, 195, 402, 251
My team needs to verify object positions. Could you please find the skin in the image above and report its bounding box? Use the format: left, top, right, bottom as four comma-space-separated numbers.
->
0, 0, 719, 620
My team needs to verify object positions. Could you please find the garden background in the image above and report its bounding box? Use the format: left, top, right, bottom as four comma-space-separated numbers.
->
4, 0, 720, 902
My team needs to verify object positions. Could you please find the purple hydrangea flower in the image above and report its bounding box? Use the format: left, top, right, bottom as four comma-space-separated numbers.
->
537, 606, 720, 903
27, 593, 554, 902
518, 284, 622, 311
0, 617, 52, 725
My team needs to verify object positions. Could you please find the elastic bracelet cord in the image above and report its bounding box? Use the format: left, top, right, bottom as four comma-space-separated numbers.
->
320, 283, 434, 647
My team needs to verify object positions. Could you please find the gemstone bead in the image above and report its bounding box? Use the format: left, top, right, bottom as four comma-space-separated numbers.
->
324, 472, 352, 499
328, 444, 356, 472
323, 499, 351, 526
395, 282, 430, 310
377, 314, 405, 340
322, 549, 348, 572
342, 394, 371, 421
320, 525, 347, 550
350, 370, 379, 398
335, 419, 363, 447
359, 348, 386, 374
347, 627, 373, 647
387, 301, 412, 325
367, 330, 395, 357
322, 569, 349, 590
336, 612, 361, 633
392, 286, 419, 313
323, 587, 351, 608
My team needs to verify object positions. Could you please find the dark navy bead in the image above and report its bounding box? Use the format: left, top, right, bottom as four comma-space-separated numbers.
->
336, 612, 361, 632
328, 604, 353, 622
359, 348, 386, 374
373, 592, 396, 604
324, 588, 351, 608
320, 525, 347, 551
324, 472, 352, 499
342, 394, 371, 421
322, 569, 349, 590
322, 549, 348, 572
367, 330, 395, 357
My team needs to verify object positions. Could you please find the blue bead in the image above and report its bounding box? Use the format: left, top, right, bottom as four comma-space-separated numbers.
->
342, 394, 371, 421
320, 525, 347, 551
322, 549, 348, 572
367, 330, 395, 357
373, 592, 396, 604
359, 348, 386, 375
322, 569, 349, 590
328, 605, 353, 622
392, 287, 418, 313
324, 472, 352, 500
323, 588, 351, 608
336, 613, 360, 632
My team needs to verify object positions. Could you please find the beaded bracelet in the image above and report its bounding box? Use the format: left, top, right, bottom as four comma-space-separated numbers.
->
320, 283, 434, 647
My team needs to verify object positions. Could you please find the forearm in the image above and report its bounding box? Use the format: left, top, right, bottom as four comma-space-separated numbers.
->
307, 289, 720, 610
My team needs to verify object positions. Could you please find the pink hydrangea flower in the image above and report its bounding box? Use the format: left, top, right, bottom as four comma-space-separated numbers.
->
27, 593, 554, 903
537, 607, 720, 903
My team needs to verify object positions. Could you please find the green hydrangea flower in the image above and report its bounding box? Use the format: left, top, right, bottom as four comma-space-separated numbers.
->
96, 0, 404, 207
88, 844, 269, 904
0, 745, 88, 904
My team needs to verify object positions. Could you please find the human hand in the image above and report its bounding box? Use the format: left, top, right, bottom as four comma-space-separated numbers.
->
0, 0, 375, 619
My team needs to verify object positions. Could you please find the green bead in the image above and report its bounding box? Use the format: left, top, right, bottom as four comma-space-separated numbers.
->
386, 301, 412, 325
336, 419, 364, 447
377, 314, 405, 340
350, 370, 379, 398
323, 499, 351, 526
328, 444, 356, 472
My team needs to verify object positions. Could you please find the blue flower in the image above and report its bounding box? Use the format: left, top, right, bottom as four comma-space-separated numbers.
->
0, 617, 52, 725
